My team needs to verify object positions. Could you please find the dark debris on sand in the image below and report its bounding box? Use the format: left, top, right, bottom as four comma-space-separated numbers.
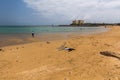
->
100, 51, 120, 60
0, 48, 4, 52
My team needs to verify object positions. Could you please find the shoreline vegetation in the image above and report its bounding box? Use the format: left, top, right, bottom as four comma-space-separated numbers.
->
0, 26, 120, 80
59, 23, 120, 27
1, 22, 120, 27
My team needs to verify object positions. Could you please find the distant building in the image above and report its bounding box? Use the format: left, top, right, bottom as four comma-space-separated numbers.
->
71, 20, 84, 25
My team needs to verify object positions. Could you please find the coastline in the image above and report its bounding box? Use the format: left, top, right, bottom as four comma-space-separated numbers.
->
0, 26, 108, 47
0, 26, 120, 80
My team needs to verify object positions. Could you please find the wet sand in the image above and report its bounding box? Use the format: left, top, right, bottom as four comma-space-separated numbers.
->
0, 32, 94, 47
0, 26, 120, 80
0, 34, 35, 47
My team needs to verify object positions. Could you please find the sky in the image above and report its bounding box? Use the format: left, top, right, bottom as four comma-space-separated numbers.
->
0, 0, 120, 25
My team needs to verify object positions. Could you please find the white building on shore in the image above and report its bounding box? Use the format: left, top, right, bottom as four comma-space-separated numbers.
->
71, 20, 84, 25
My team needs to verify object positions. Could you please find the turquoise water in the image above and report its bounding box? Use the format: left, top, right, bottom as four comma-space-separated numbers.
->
0, 26, 109, 47
0, 26, 108, 34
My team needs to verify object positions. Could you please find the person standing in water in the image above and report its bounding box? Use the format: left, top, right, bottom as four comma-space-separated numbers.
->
32, 31, 35, 38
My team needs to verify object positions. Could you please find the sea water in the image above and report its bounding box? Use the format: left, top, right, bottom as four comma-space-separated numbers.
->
0, 26, 109, 47
0, 26, 108, 34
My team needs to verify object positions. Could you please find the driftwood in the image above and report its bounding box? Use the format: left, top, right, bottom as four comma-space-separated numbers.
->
100, 51, 120, 60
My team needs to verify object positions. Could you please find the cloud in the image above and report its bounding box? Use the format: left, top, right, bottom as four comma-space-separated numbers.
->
23, 0, 120, 23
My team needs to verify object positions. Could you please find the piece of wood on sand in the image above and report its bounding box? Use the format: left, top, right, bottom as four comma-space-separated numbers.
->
100, 51, 120, 60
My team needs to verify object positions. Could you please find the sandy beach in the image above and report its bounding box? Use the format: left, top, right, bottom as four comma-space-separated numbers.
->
0, 26, 120, 80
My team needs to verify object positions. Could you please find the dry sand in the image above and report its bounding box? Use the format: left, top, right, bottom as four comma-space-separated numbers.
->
0, 26, 120, 80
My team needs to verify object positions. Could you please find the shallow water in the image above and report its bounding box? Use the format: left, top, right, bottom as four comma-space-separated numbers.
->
0, 26, 108, 34
0, 26, 109, 47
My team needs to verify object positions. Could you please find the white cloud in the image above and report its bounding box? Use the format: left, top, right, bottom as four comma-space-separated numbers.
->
23, 0, 120, 23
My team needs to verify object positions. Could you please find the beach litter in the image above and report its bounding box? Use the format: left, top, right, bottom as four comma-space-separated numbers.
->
64, 47, 75, 52
57, 43, 75, 52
